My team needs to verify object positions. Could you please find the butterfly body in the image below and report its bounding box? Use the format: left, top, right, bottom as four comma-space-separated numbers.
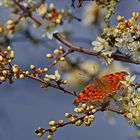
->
73, 71, 128, 106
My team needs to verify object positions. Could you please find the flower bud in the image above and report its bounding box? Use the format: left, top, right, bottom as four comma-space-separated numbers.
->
49, 120, 56, 126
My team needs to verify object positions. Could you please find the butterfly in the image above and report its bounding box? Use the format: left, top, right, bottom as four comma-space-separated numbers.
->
73, 71, 129, 106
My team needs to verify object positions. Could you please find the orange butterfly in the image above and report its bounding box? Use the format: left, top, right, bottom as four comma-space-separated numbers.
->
73, 71, 129, 106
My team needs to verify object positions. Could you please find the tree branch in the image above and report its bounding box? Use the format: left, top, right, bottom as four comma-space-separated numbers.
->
53, 32, 140, 64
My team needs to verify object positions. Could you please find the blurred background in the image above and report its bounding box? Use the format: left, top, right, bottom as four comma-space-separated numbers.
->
0, 0, 140, 140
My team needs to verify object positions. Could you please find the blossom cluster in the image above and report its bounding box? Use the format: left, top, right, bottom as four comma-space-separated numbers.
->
46, 46, 66, 64
117, 75, 140, 126
0, 1, 73, 36
35, 119, 64, 139
35, 103, 96, 139
37, 3, 71, 32
0, 46, 48, 82
0, 46, 40, 83
92, 12, 140, 63
0, 45, 67, 88
0, 46, 14, 84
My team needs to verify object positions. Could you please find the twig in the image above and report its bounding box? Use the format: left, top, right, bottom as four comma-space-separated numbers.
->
107, 108, 124, 115
47, 49, 74, 69
27, 74, 77, 96
13, 0, 42, 25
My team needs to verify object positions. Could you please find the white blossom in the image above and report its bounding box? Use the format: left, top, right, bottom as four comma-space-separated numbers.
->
92, 37, 109, 52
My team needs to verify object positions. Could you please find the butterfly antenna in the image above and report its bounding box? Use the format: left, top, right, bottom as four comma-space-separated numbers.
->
93, 65, 96, 73
92, 65, 98, 80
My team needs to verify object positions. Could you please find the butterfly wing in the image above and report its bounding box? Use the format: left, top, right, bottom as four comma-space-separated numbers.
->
73, 84, 108, 106
73, 71, 129, 106
102, 71, 128, 81
101, 71, 129, 92
73, 84, 93, 106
